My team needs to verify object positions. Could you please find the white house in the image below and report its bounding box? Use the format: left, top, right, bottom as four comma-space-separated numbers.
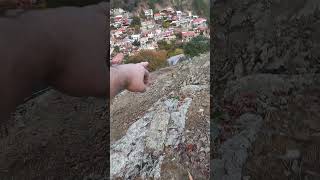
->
154, 13, 163, 20
192, 18, 207, 26
147, 32, 155, 39
131, 34, 141, 41
111, 8, 124, 16
144, 9, 153, 17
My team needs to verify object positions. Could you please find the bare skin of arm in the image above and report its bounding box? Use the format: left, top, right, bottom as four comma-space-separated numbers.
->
110, 62, 149, 97
0, 2, 149, 122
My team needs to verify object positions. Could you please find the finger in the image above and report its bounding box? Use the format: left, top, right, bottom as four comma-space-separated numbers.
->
139, 62, 149, 68
136, 81, 147, 92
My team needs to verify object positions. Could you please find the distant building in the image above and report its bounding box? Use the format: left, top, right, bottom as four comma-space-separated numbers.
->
166, 7, 175, 14
111, 8, 124, 16
154, 13, 163, 20
192, 18, 207, 26
181, 31, 196, 42
144, 9, 153, 17
131, 34, 141, 41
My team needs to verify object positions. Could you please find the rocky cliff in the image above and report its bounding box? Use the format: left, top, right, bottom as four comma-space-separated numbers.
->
110, 53, 210, 179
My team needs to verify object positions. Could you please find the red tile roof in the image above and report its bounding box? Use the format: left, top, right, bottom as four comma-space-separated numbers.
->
181, 31, 195, 37
192, 18, 206, 23
112, 53, 124, 64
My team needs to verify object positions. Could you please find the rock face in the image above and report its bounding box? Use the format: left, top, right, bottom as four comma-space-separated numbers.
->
212, 0, 320, 180
110, 98, 192, 178
111, 53, 210, 179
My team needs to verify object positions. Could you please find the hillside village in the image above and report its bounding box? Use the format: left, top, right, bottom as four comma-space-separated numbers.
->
110, 6, 210, 64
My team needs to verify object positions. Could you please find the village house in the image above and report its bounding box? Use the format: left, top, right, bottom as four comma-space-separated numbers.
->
165, 7, 175, 14
111, 53, 124, 65
195, 26, 209, 35
144, 9, 153, 18
176, 10, 182, 16
114, 15, 123, 22
131, 34, 141, 41
192, 18, 207, 27
141, 20, 155, 30
147, 31, 155, 39
111, 8, 124, 16
154, 13, 163, 21
181, 31, 196, 42
110, 7, 209, 64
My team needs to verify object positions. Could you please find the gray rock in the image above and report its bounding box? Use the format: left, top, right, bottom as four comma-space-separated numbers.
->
110, 98, 192, 179
180, 85, 208, 96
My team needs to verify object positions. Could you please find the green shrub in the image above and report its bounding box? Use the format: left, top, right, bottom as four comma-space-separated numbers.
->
162, 21, 171, 28
168, 48, 184, 58
183, 35, 209, 57
132, 40, 140, 47
130, 16, 141, 28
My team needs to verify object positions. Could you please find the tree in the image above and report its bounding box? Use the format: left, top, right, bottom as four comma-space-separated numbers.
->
134, 25, 140, 34
168, 48, 184, 58
132, 40, 140, 47
183, 35, 209, 57
162, 21, 171, 28
114, 46, 120, 53
140, 9, 146, 19
176, 32, 182, 40
130, 16, 141, 28
157, 40, 169, 50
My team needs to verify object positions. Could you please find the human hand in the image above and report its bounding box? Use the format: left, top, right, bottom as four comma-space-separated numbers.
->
118, 62, 150, 93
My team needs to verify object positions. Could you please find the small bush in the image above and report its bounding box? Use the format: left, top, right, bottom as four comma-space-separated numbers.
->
126, 50, 168, 71
168, 48, 184, 58
130, 16, 141, 28
183, 35, 209, 57
162, 21, 171, 28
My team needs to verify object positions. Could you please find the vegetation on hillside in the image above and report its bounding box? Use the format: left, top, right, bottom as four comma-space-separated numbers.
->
157, 40, 184, 58
126, 50, 168, 71
183, 35, 209, 57
192, 0, 209, 19
111, 0, 209, 19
